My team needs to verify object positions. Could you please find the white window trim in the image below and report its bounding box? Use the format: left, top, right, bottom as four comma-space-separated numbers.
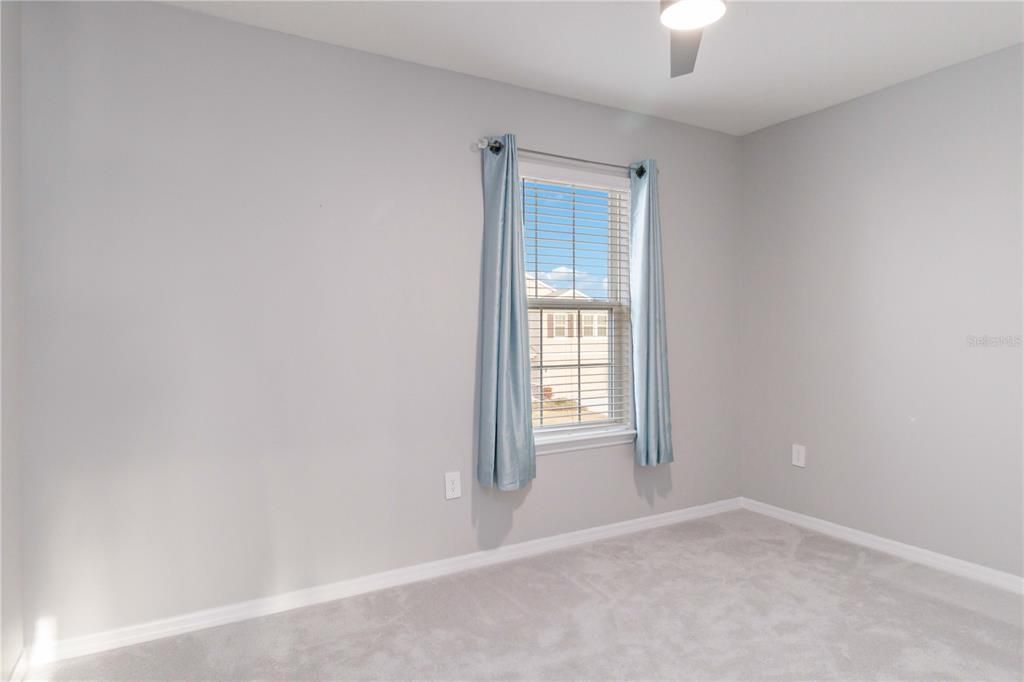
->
535, 425, 637, 456
520, 157, 634, 455
519, 157, 630, 192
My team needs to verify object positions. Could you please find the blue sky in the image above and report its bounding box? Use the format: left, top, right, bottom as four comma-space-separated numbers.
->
524, 180, 611, 300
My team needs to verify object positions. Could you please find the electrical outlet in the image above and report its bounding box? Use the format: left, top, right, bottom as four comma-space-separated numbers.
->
444, 471, 461, 500
792, 444, 806, 468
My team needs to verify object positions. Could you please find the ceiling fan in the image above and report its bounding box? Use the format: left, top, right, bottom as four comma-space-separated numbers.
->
661, 0, 727, 77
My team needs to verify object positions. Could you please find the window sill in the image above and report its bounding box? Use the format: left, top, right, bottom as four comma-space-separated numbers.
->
534, 426, 636, 456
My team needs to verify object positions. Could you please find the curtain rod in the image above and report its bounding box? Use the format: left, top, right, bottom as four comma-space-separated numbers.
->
476, 138, 636, 174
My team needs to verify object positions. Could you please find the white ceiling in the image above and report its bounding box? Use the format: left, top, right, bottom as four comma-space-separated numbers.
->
177, 1, 1024, 135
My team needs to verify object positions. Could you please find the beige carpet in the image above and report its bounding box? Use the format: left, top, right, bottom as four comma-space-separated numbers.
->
38, 510, 1022, 680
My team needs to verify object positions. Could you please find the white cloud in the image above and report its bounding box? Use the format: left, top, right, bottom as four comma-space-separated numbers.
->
543, 266, 574, 282
535, 266, 608, 295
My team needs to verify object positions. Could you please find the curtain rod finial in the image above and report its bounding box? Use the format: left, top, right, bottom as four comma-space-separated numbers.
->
477, 137, 505, 155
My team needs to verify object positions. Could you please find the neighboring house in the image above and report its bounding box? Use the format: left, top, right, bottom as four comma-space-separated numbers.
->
525, 273, 617, 426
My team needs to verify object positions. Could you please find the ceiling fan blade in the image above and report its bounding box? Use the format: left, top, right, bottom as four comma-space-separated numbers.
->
670, 30, 703, 77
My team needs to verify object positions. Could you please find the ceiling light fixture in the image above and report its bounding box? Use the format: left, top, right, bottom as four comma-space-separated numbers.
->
660, 0, 727, 31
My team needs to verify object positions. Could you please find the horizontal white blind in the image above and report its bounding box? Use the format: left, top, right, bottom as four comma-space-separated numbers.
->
522, 176, 632, 430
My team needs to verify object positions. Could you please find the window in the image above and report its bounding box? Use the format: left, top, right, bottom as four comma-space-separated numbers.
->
522, 161, 632, 438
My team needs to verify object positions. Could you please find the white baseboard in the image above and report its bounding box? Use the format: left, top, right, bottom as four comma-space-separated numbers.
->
30, 495, 1023, 671
39, 497, 744, 666
739, 497, 1024, 595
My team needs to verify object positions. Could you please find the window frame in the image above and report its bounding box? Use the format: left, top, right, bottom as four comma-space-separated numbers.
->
519, 157, 636, 456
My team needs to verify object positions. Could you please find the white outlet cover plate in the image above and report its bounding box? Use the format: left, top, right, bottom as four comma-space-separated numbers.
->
792, 444, 806, 468
445, 471, 462, 500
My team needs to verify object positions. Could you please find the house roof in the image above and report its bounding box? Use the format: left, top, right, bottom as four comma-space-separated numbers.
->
524, 272, 592, 302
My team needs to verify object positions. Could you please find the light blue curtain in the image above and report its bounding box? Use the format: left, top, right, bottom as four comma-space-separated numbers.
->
630, 160, 674, 466
477, 134, 536, 490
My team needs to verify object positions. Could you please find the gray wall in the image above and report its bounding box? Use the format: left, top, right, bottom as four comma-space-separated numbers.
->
12, 0, 1021, 654
1, 2, 23, 677
738, 46, 1023, 576
19, 2, 741, 641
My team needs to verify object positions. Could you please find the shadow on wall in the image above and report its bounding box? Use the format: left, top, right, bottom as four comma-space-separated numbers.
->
634, 461, 673, 507
468, 450, 674, 551
470, 480, 529, 549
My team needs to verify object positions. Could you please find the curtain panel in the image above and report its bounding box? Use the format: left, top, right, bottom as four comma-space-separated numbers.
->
630, 160, 674, 466
477, 134, 537, 490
